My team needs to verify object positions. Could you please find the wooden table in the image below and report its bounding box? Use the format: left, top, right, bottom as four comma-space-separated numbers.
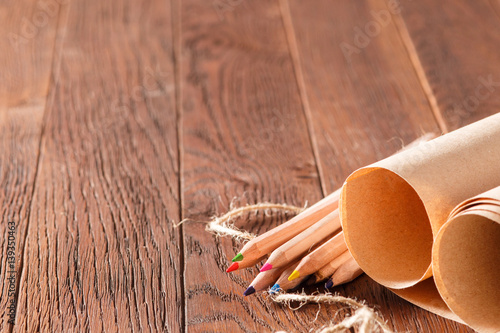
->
2, 0, 499, 331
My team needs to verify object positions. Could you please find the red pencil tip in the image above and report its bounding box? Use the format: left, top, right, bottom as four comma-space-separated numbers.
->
260, 263, 273, 272
226, 262, 239, 273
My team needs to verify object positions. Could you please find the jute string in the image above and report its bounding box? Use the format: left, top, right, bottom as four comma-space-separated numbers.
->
177, 201, 394, 333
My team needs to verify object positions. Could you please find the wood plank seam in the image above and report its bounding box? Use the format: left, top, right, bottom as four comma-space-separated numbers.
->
171, 0, 187, 332
389, 6, 449, 134
12, 3, 69, 333
278, 0, 328, 198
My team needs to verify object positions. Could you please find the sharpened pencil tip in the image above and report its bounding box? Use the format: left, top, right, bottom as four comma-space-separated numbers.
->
288, 270, 300, 281
325, 279, 334, 289
243, 286, 256, 296
226, 262, 239, 273
269, 284, 281, 295
232, 253, 243, 262
260, 263, 273, 272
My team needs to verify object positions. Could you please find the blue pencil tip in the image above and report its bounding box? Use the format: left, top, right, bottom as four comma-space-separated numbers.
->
325, 279, 334, 289
269, 284, 281, 294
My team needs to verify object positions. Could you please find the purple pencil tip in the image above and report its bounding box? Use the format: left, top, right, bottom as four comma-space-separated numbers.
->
243, 286, 256, 296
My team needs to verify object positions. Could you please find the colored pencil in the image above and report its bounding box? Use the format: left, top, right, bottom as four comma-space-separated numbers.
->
269, 237, 328, 294
260, 209, 341, 272
244, 260, 298, 296
307, 250, 353, 285
229, 188, 341, 271
288, 231, 347, 281
231, 134, 435, 291
325, 256, 363, 289
226, 254, 266, 273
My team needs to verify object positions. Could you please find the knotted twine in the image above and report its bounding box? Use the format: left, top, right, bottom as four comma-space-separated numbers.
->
177, 201, 394, 333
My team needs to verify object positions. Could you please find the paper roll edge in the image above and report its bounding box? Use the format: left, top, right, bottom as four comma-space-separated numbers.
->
340, 166, 433, 290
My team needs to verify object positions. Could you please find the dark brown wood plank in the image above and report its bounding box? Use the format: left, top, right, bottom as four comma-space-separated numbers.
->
0, 1, 64, 331
179, 1, 338, 332
283, 0, 473, 331
398, 0, 500, 130
284, 0, 442, 193
14, 0, 182, 331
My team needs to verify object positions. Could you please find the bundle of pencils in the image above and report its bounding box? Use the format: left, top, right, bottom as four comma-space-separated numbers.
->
226, 134, 435, 296
226, 188, 362, 296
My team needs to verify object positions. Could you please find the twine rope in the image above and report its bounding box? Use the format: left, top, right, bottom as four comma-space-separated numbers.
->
271, 292, 393, 333
177, 202, 305, 241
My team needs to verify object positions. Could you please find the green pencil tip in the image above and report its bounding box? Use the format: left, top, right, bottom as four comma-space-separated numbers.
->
232, 253, 243, 262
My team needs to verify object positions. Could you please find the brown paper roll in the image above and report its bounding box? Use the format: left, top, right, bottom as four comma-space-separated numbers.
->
433, 187, 500, 332
339, 113, 500, 331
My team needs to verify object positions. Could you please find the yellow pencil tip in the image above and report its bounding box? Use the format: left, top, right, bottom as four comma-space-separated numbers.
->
288, 270, 300, 281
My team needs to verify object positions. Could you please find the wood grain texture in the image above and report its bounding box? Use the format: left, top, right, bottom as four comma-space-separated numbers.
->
179, 0, 340, 331
282, 0, 473, 332
0, 0, 64, 331
398, 0, 500, 130
14, 0, 182, 332
0, 0, 61, 108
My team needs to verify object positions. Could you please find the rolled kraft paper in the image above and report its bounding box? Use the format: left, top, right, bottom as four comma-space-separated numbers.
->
433, 187, 500, 333
338, 113, 500, 319
339, 112, 500, 288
